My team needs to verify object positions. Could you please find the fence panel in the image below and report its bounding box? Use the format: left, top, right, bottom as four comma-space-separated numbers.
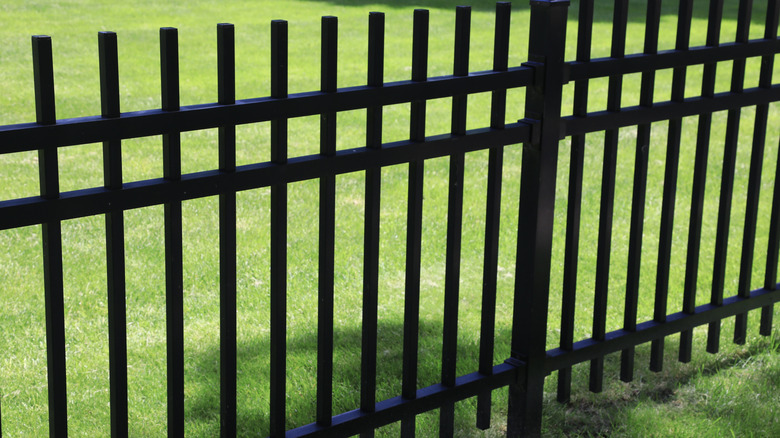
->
0, 1, 779, 437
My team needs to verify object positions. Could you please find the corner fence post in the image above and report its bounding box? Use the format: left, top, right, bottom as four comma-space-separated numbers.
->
507, 1, 569, 436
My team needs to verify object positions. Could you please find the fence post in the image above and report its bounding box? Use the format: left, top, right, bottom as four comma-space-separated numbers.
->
507, 1, 569, 436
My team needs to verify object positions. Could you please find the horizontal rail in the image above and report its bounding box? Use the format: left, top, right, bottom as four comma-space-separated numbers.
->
6, 39, 777, 156
545, 285, 780, 373
0, 123, 529, 230
0, 67, 532, 154
568, 38, 780, 81
564, 85, 780, 137
287, 361, 523, 438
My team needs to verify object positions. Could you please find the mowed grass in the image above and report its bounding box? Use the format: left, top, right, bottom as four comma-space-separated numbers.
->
0, 0, 779, 436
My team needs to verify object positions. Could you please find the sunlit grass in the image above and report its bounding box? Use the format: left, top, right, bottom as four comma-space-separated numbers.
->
0, 0, 779, 437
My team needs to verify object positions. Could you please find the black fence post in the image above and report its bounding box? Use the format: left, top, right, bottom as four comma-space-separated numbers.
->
507, 1, 569, 436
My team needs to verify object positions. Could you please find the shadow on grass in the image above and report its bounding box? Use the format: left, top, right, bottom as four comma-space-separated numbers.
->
544, 330, 780, 437
302, 0, 773, 26
187, 317, 514, 437
300, 0, 526, 13
185, 316, 779, 436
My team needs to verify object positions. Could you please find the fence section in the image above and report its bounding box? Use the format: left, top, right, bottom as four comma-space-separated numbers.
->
1, 0, 780, 437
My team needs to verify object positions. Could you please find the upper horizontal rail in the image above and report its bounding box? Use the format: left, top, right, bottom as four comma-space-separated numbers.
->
564, 84, 780, 137
4, 39, 778, 156
0, 67, 532, 154
568, 38, 780, 81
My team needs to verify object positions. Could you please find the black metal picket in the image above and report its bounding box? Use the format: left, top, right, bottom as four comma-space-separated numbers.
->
1, 1, 779, 437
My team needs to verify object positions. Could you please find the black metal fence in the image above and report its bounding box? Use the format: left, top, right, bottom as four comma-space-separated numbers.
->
1, 0, 779, 436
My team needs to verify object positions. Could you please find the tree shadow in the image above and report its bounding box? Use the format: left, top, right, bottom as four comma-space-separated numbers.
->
299, 0, 528, 13
585, 0, 772, 25
301, 0, 772, 26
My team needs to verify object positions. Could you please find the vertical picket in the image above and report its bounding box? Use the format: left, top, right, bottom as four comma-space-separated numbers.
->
650, 0, 693, 373
558, 0, 593, 403
269, 19, 289, 438
759, 1, 780, 336
709, 0, 753, 352
217, 22, 238, 438
590, 0, 627, 393
400, 9, 428, 437
680, 0, 724, 363
317, 16, 337, 429
99, 30, 129, 438
740, 0, 779, 340
439, 6, 470, 436
33, 34, 68, 438
476, 1, 511, 429
160, 27, 186, 438
765, 144, 780, 332
359, 13, 385, 438
620, 0, 661, 383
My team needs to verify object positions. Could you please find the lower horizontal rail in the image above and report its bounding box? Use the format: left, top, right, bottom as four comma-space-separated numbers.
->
286, 361, 523, 438
0, 124, 528, 231
545, 285, 780, 373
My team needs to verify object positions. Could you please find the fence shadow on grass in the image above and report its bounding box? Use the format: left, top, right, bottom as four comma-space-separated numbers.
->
545, 329, 780, 437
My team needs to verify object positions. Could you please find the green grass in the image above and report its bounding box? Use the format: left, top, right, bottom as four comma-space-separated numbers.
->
1, 0, 779, 436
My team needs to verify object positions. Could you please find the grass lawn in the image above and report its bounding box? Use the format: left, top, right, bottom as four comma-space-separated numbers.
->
1, 0, 779, 436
